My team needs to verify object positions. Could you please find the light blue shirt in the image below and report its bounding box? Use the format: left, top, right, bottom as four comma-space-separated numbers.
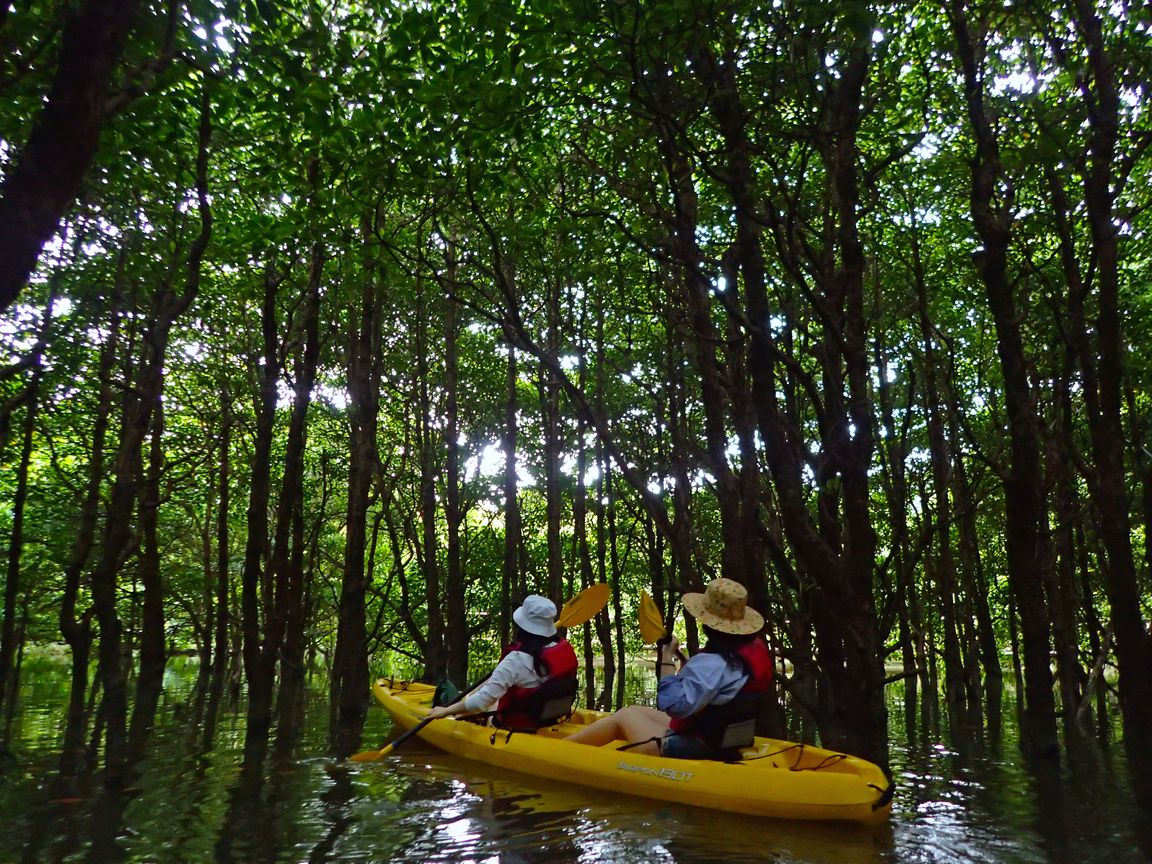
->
656, 652, 749, 718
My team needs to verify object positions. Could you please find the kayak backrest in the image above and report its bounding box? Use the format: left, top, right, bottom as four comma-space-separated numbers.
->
537, 678, 579, 726
717, 718, 756, 750
496, 674, 579, 731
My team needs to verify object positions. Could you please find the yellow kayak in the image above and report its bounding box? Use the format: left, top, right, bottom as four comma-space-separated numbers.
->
369, 679, 893, 825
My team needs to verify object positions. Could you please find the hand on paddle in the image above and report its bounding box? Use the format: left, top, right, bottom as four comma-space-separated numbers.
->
656, 635, 682, 679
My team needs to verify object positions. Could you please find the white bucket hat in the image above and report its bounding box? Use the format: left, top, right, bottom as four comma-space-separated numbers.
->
513, 595, 558, 637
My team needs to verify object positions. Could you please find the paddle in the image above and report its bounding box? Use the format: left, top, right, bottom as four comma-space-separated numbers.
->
350, 583, 610, 763
350, 713, 436, 762
639, 590, 687, 667
555, 581, 609, 628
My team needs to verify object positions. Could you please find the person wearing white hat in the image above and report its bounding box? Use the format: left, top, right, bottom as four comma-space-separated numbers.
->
565, 578, 771, 758
426, 595, 579, 729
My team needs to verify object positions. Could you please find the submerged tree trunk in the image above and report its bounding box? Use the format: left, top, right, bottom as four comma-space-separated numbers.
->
331, 218, 383, 756
57, 286, 122, 776
239, 262, 285, 759
443, 242, 468, 689
415, 273, 444, 682
247, 237, 323, 758
951, 3, 1057, 755
501, 340, 521, 644
0, 289, 51, 722
128, 399, 166, 759
203, 386, 231, 747
913, 237, 965, 714
1066, 0, 1152, 775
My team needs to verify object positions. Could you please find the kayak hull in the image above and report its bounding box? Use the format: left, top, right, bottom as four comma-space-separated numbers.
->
369, 679, 893, 825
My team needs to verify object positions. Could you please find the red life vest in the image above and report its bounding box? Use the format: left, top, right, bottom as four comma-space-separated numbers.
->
667, 636, 773, 748
495, 638, 578, 730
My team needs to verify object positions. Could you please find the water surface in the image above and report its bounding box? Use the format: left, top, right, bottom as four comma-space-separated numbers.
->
2, 659, 1149, 863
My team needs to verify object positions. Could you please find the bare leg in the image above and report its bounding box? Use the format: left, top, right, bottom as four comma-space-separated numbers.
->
565, 705, 670, 751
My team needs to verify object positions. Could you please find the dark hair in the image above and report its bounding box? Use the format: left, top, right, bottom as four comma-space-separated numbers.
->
513, 625, 555, 676
702, 625, 757, 659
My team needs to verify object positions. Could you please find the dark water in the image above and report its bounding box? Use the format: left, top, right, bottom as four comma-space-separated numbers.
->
2, 657, 1150, 863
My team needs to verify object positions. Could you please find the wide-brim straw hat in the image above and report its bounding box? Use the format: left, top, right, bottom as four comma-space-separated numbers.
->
682, 578, 764, 635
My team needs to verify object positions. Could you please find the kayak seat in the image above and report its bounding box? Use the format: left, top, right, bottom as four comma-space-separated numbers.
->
717, 718, 756, 750
496, 674, 579, 732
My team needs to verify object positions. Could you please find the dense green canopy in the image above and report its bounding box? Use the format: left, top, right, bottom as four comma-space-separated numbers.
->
1, 0, 1151, 783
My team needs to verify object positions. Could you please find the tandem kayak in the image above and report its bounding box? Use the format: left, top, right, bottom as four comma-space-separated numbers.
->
369, 679, 893, 825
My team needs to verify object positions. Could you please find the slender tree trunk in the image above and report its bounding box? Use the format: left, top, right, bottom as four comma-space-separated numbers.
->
913, 235, 965, 713
247, 237, 323, 758
573, 323, 597, 706
58, 286, 121, 776
239, 263, 283, 757
501, 340, 520, 644
128, 399, 166, 758
443, 242, 468, 689
651, 106, 744, 587
331, 219, 382, 755
948, 397, 1002, 726
276, 455, 327, 750
951, 3, 1058, 754
0, 307, 47, 719
415, 274, 444, 682
877, 338, 919, 729
1068, 0, 1152, 772
203, 386, 231, 747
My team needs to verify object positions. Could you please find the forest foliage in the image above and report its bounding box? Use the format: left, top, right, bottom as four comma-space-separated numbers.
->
1, 0, 1151, 778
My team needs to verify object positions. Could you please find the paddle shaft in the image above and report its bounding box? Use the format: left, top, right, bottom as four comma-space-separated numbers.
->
355, 670, 491, 760
378, 714, 435, 757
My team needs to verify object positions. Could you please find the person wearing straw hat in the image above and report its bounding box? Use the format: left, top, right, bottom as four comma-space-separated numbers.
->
565, 578, 772, 758
427, 595, 578, 729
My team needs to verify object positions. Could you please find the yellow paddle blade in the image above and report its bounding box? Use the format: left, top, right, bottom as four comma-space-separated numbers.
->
349, 742, 395, 763
555, 582, 610, 628
638, 590, 667, 644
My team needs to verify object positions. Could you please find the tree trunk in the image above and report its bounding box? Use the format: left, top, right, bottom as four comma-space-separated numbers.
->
57, 285, 121, 776
330, 218, 382, 755
239, 262, 283, 759
127, 399, 166, 758
541, 274, 565, 605
443, 242, 468, 689
501, 340, 520, 644
950, 2, 1058, 754
1068, 0, 1152, 774
415, 274, 444, 682
0, 298, 48, 718
247, 237, 323, 758
203, 386, 231, 747
913, 232, 965, 713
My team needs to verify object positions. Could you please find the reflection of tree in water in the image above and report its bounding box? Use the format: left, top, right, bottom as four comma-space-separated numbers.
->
473, 781, 584, 864
305, 767, 353, 864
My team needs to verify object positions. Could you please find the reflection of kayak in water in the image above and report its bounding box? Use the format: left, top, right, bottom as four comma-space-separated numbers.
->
391, 749, 894, 864
370, 679, 893, 825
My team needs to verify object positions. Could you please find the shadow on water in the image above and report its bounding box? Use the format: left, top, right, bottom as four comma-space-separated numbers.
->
2, 660, 1152, 863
